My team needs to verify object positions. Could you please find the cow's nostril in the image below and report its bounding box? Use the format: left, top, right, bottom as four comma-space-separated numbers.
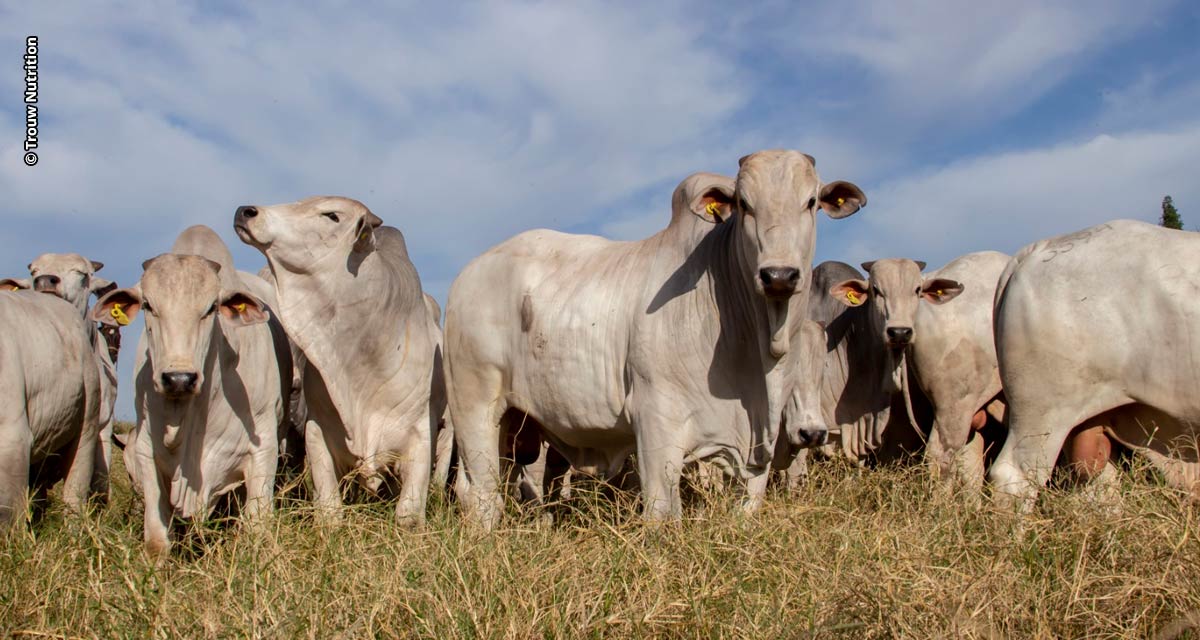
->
759, 267, 802, 296
236, 205, 258, 219
161, 371, 199, 395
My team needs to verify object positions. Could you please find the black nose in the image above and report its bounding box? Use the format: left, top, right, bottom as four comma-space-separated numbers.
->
161, 371, 199, 395
33, 275, 60, 292
236, 205, 258, 219
795, 426, 828, 448
759, 267, 801, 297
886, 327, 914, 345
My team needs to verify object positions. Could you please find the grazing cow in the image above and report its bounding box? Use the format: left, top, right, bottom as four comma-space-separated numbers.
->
93, 226, 288, 556
4, 254, 122, 501
909, 251, 1010, 490
0, 290, 100, 526
771, 319, 831, 491
234, 196, 442, 525
444, 150, 866, 528
990, 220, 1200, 507
794, 260, 962, 471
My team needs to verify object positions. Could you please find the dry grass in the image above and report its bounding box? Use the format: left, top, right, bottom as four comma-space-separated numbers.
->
2, 435, 1199, 639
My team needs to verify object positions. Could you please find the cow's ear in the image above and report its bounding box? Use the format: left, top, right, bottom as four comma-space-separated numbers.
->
819, 181, 866, 219
93, 288, 142, 326
90, 260, 105, 273
830, 279, 869, 307
219, 290, 269, 326
353, 211, 384, 253
90, 277, 116, 299
921, 278, 964, 304
691, 185, 735, 224
914, 261, 927, 271
0, 277, 31, 291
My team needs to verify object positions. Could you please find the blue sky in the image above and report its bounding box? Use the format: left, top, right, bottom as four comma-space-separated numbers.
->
2, 1, 1198, 420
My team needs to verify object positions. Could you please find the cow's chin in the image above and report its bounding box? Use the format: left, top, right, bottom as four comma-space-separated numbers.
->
234, 223, 268, 249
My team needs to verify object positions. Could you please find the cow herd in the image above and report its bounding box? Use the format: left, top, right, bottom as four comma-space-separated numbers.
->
1, 149, 1196, 556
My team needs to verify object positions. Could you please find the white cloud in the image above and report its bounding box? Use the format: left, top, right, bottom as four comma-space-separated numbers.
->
779, 0, 1171, 131
833, 122, 1200, 269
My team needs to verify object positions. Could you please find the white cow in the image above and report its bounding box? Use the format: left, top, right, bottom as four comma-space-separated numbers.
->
93, 225, 288, 556
444, 150, 866, 528
3, 254, 121, 501
909, 251, 1010, 490
990, 220, 1200, 507
0, 290, 100, 525
235, 196, 442, 525
788, 260, 962, 471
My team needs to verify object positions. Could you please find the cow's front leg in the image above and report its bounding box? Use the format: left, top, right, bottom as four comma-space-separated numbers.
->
742, 469, 769, 514
394, 415, 432, 527
305, 417, 343, 520
142, 466, 173, 560
635, 420, 685, 521
243, 427, 279, 520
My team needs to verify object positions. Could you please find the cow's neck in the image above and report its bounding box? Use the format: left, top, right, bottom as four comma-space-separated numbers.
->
268, 251, 415, 441
694, 219, 797, 470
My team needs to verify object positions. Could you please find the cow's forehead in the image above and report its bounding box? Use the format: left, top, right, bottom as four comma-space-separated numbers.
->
30, 252, 91, 274
142, 255, 221, 300
289, 195, 368, 215
736, 151, 819, 200
870, 259, 923, 289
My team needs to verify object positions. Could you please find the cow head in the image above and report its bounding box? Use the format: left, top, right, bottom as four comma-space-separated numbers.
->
92, 254, 269, 399
786, 320, 830, 449
233, 196, 383, 274
26, 253, 114, 318
694, 150, 865, 357
830, 258, 963, 392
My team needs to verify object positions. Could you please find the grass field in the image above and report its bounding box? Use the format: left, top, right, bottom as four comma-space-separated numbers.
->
2, 430, 1199, 639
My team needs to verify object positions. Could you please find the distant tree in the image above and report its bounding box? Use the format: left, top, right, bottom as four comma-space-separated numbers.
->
1161, 195, 1183, 230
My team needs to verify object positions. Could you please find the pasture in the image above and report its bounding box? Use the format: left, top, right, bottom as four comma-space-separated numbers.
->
3, 430, 1198, 638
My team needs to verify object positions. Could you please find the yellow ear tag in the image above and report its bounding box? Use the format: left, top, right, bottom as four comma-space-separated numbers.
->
846, 291, 861, 305
936, 290, 944, 297
837, 197, 845, 206
705, 201, 722, 218
8, 285, 18, 291
234, 303, 247, 314
110, 303, 131, 326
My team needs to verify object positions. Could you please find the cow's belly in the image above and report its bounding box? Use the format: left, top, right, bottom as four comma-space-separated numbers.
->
508, 330, 628, 440
26, 384, 86, 461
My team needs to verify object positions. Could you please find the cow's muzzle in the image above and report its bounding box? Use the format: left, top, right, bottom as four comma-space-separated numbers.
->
759, 266, 800, 298
791, 425, 829, 449
161, 371, 200, 398
886, 326, 913, 348
33, 275, 61, 294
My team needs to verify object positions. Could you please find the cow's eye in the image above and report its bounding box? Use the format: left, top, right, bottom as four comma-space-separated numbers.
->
914, 287, 921, 295
806, 197, 816, 210
203, 303, 217, 318
321, 211, 340, 223
142, 301, 155, 316
737, 197, 752, 214
871, 286, 882, 297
